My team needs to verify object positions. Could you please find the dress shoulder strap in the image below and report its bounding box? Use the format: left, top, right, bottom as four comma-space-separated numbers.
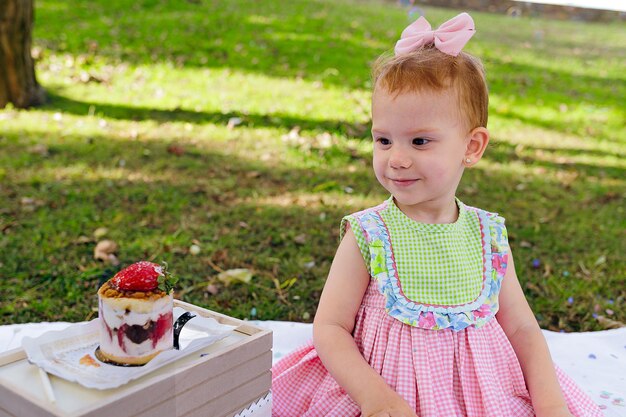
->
464, 205, 510, 255
340, 201, 389, 276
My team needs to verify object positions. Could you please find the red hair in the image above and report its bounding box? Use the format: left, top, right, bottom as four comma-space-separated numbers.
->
372, 46, 489, 129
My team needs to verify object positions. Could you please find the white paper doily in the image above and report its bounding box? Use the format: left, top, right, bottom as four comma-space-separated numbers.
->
22, 307, 236, 389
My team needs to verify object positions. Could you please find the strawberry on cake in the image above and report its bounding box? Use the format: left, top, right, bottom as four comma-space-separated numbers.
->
97, 261, 177, 365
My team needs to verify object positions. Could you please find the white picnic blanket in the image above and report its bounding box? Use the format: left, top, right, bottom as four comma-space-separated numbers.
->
1, 322, 624, 416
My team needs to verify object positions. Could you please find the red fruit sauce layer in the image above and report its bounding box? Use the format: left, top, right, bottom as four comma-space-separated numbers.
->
103, 313, 173, 353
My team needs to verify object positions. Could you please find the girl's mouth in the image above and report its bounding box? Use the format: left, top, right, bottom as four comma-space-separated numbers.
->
391, 178, 418, 187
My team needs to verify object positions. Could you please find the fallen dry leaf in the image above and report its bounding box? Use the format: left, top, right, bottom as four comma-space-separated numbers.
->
217, 268, 253, 286
94, 239, 120, 265
595, 315, 625, 330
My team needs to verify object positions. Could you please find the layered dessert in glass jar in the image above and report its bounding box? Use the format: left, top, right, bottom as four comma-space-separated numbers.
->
97, 261, 176, 365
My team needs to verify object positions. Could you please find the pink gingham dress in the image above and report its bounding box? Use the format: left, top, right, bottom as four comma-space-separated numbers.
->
272, 198, 603, 416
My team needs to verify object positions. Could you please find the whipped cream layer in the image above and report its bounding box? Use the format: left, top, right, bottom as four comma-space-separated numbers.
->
98, 291, 173, 362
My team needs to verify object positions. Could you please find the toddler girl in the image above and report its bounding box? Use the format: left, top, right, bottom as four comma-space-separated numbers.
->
272, 12, 602, 417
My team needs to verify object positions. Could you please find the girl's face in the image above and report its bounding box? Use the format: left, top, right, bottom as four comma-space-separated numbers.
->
371, 87, 469, 218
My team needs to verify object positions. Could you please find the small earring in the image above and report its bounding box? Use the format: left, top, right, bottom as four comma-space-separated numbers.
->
465, 158, 471, 163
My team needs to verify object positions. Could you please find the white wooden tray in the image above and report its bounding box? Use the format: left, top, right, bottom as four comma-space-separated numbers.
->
0, 300, 273, 417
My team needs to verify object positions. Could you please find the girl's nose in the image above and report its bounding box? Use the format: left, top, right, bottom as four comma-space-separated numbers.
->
389, 151, 412, 169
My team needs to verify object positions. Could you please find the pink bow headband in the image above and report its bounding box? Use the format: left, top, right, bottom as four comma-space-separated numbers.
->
394, 12, 475, 57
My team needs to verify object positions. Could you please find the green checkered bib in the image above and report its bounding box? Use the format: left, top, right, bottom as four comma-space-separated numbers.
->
341, 197, 509, 329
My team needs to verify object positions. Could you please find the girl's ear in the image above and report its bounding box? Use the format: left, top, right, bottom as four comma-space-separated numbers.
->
464, 127, 490, 167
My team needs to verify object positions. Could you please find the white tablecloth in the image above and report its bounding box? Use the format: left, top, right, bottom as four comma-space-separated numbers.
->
2, 322, 625, 416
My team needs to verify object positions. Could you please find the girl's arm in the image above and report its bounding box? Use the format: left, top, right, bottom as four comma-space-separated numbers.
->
313, 228, 417, 417
496, 251, 573, 417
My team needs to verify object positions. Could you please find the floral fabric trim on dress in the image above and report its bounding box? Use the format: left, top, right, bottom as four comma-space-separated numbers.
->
353, 203, 509, 331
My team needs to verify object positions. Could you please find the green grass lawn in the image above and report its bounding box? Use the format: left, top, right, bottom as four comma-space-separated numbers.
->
1, 0, 624, 331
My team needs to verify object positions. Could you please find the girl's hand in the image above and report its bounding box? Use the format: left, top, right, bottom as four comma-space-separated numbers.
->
361, 390, 418, 417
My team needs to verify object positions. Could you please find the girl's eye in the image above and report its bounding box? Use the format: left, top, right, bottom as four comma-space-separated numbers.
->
412, 138, 430, 146
376, 137, 391, 146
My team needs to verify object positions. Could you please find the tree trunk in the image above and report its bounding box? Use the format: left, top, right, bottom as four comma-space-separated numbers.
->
0, 0, 46, 109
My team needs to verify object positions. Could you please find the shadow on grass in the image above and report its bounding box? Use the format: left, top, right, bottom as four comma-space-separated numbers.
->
488, 58, 625, 107
32, 90, 626, 182
487, 61, 625, 142
487, 141, 626, 179
43, 91, 371, 138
